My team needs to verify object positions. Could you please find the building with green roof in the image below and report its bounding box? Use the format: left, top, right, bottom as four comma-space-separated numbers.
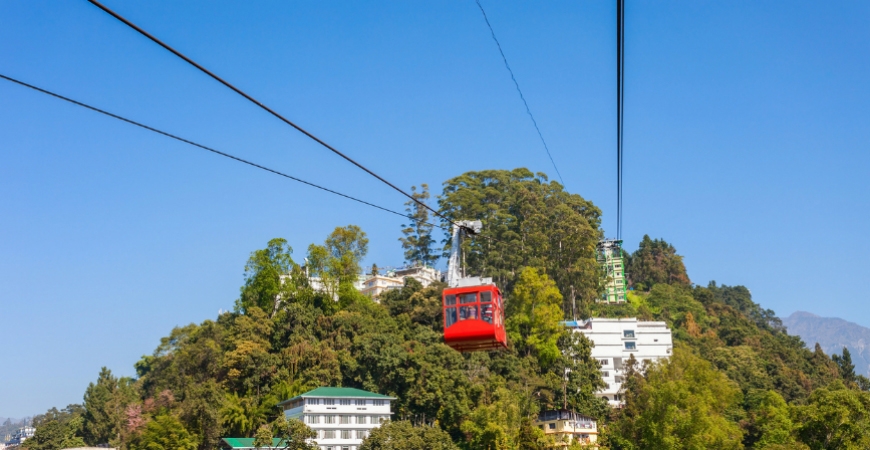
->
277, 387, 394, 450
218, 438, 287, 449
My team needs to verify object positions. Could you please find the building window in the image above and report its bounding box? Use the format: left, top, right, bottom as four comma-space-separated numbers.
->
599, 359, 608, 366
602, 371, 610, 377
340, 415, 351, 424
307, 398, 319, 405
340, 399, 351, 406
623, 330, 635, 338
357, 430, 368, 439
355, 399, 366, 406
325, 416, 336, 424
625, 341, 637, 350
323, 430, 336, 439
373, 400, 385, 406
324, 399, 335, 406
548, 423, 556, 430
356, 416, 367, 424
308, 415, 321, 424
341, 430, 351, 439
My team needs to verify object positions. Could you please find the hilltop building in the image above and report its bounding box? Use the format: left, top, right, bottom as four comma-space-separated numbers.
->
535, 410, 598, 446
597, 239, 627, 303
4, 427, 34, 449
566, 318, 673, 406
360, 265, 441, 299
278, 387, 394, 450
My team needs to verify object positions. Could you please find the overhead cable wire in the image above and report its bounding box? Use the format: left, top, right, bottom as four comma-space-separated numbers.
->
474, 0, 565, 186
84, 0, 461, 230
0, 73, 447, 232
616, 0, 625, 240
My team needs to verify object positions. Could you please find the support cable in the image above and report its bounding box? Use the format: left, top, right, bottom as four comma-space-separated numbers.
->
0, 73, 447, 232
616, 0, 625, 240
474, 0, 564, 186
85, 0, 460, 229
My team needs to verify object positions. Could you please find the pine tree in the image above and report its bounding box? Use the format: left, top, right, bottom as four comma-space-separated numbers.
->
399, 184, 438, 267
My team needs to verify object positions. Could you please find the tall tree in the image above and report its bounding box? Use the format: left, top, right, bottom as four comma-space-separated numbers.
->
238, 238, 301, 316
399, 184, 438, 267
307, 225, 369, 305
833, 347, 857, 385
506, 267, 565, 369
626, 235, 690, 290
439, 168, 602, 317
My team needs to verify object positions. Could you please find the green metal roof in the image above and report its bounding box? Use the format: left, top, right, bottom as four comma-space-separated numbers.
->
220, 438, 287, 449
277, 387, 394, 406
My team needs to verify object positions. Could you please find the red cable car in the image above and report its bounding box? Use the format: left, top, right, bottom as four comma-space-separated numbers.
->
441, 220, 507, 352
443, 282, 507, 352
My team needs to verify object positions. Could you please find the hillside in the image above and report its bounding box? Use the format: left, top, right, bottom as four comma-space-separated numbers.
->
20, 169, 870, 450
783, 311, 870, 377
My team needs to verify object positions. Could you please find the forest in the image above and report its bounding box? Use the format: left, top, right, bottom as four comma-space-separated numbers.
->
22, 168, 870, 450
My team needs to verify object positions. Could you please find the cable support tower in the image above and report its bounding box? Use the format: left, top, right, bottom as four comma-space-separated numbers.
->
0, 73, 447, 233
85, 0, 468, 232
474, 0, 564, 186
616, 0, 625, 240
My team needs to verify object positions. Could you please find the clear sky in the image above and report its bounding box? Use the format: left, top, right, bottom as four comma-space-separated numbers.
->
1, 1, 868, 418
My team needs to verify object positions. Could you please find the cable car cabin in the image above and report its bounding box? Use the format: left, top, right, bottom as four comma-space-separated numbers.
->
443, 283, 507, 352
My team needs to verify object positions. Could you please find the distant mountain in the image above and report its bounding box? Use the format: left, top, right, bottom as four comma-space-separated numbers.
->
784, 311, 870, 377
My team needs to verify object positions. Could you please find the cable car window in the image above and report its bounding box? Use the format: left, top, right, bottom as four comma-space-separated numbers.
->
480, 291, 492, 303
445, 294, 456, 306
460, 293, 477, 304
445, 307, 457, 327
459, 305, 479, 321
481, 303, 493, 324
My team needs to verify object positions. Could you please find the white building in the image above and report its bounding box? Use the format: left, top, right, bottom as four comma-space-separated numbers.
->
393, 265, 440, 287
279, 387, 394, 450
565, 318, 673, 406
359, 275, 404, 298
359, 265, 441, 299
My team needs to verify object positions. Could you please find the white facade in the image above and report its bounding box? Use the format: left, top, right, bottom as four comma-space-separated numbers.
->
359, 275, 404, 298
279, 387, 394, 450
393, 265, 441, 287
566, 318, 672, 406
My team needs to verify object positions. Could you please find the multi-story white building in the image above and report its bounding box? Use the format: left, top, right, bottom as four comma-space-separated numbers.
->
278, 387, 394, 450
565, 318, 673, 406
359, 275, 404, 298
360, 265, 442, 299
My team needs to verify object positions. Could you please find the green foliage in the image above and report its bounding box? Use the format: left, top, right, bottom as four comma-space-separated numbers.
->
399, 184, 438, 267
306, 225, 369, 307
832, 347, 856, 385
360, 421, 458, 450
791, 381, 870, 449
253, 416, 317, 450
131, 414, 197, 450
743, 390, 803, 449
439, 168, 602, 317
625, 235, 690, 290
82, 367, 138, 447
23, 405, 86, 450
607, 346, 744, 449
506, 267, 565, 369
238, 238, 299, 316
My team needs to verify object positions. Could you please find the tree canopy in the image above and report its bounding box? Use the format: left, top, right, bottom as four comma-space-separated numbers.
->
30, 169, 870, 449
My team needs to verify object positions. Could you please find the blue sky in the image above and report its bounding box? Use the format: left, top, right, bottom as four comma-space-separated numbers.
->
1, 1, 868, 418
